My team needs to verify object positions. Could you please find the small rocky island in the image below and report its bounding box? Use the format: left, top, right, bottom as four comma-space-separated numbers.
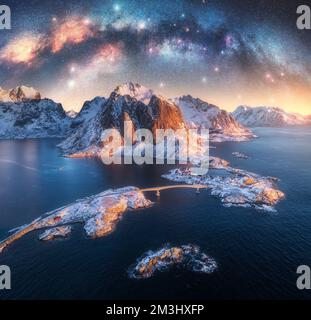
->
128, 244, 217, 279
232, 152, 249, 159
39, 226, 72, 241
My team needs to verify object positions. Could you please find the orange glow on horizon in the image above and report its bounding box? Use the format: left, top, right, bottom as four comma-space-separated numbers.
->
46, 81, 311, 116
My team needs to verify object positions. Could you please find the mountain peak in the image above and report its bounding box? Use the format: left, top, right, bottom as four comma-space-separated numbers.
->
177, 95, 220, 112
113, 82, 154, 104
0, 85, 41, 102
232, 105, 310, 127
66, 110, 78, 118
174, 95, 253, 141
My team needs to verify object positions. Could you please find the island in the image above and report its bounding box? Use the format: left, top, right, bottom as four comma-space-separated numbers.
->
128, 244, 217, 279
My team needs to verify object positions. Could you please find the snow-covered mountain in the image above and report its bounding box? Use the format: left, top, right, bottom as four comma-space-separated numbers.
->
174, 95, 253, 142
0, 86, 41, 102
66, 110, 78, 118
60, 96, 107, 155
70, 96, 106, 129
59, 83, 185, 156
232, 106, 311, 127
0, 86, 71, 139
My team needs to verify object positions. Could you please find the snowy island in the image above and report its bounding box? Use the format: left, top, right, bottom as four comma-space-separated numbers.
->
162, 156, 285, 212
0, 187, 152, 253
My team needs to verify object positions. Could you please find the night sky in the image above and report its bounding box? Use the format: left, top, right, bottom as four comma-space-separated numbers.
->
0, 0, 310, 114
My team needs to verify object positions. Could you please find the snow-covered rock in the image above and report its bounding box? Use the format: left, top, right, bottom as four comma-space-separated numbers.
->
209, 156, 230, 169
232, 152, 248, 159
174, 95, 254, 142
114, 82, 154, 105
232, 106, 311, 127
39, 226, 72, 241
70, 96, 106, 128
0, 187, 152, 253
0, 97, 71, 139
66, 110, 78, 118
128, 244, 217, 279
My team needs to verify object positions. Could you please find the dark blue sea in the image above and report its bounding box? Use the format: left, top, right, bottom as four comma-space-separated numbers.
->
0, 127, 311, 299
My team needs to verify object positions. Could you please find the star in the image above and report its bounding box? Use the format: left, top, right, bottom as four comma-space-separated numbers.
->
70, 66, 76, 73
113, 4, 121, 12
83, 18, 91, 25
67, 79, 76, 89
265, 73, 275, 83
138, 21, 146, 30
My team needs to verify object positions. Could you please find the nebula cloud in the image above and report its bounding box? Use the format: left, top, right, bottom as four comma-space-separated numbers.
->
50, 16, 97, 53
0, 33, 47, 65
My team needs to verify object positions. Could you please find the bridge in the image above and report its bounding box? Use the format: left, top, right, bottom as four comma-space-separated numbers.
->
140, 184, 207, 197
0, 184, 207, 254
